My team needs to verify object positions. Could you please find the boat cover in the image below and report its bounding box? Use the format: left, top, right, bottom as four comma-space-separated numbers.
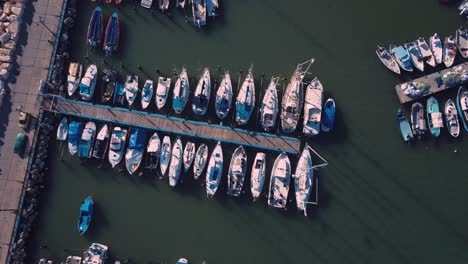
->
69, 122, 83, 145
128, 129, 147, 149
430, 112, 443, 128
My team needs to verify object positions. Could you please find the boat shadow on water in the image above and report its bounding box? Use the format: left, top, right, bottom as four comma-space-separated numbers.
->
85, 202, 111, 239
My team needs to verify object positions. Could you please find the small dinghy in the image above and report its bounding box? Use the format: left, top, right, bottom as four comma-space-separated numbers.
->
79, 64, 98, 101
177, 258, 189, 264
103, 12, 120, 56
426, 96, 443, 138
87, 6, 104, 48
250, 152, 266, 202
215, 71, 233, 120
303, 78, 323, 136
443, 36, 457, 68
416, 37, 436, 67
206, 0, 219, 16
405, 42, 424, 72
445, 99, 460, 138
397, 108, 413, 142
456, 27, 468, 59
235, 65, 255, 125
376, 46, 401, 74
68, 121, 84, 155
193, 144, 208, 179
57, 117, 68, 141
169, 138, 183, 187
173, 67, 190, 114
156, 77, 171, 110
183, 141, 196, 172
141, 0, 153, 8
192, 68, 211, 115
67, 63, 83, 96
176, 0, 186, 8
206, 141, 223, 197
227, 146, 247, 197
260, 77, 279, 131
145, 132, 160, 170
410, 102, 427, 138
125, 75, 139, 106
159, 0, 170, 11
191, 0, 207, 28
100, 69, 117, 103
141, 80, 154, 110
294, 146, 313, 216
108, 127, 128, 168
78, 122, 96, 158
113, 82, 125, 105
389, 45, 413, 72
268, 152, 291, 209
456, 86, 468, 132
429, 33, 443, 65
321, 98, 335, 132
91, 124, 110, 159
125, 128, 147, 175
78, 196, 93, 235
160, 136, 172, 176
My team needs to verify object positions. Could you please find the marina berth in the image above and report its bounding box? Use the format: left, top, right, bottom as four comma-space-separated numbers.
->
78, 196, 93, 235
445, 99, 460, 138
160, 136, 172, 176
215, 71, 233, 120
405, 42, 424, 72
426, 96, 443, 138
145, 132, 161, 170
57, 117, 69, 141
79, 64, 98, 101
168, 138, 183, 187
125, 128, 147, 175
235, 65, 255, 125
173, 67, 190, 114
82, 243, 108, 264
87, 6, 104, 48
456, 86, 468, 132
183, 141, 196, 172
321, 98, 335, 132
101, 69, 117, 104
67, 63, 83, 96
108, 127, 128, 168
125, 75, 139, 106
397, 108, 413, 142
78, 122, 97, 158
389, 45, 413, 72
68, 121, 84, 156
456, 27, 468, 59
192, 0, 207, 27
260, 77, 279, 131
103, 12, 120, 56
416, 37, 436, 67
268, 152, 291, 209
206, 141, 223, 197
92, 124, 110, 159
410, 102, 427, 138
443, 36, 457, 68
141, 79, 154, 110
303, 78, 323, 136
192, 68, 211, 116
156, 77, 172, 110
376, 46, 401, 74
193, 144, 209, 179
429, 33, 443, 65
227, 145, 247, 197
250, 152, 266, 201
293, 146, 313, 216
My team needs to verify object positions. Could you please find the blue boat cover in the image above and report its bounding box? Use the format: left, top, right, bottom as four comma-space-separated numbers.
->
322, 101, 335, 130
80, 83, 90, 95
68, 122, 84, 145
193, 95, 208, 108
105, 14, 118, 46
128, 128, 147, 149
78, 196, 93, 234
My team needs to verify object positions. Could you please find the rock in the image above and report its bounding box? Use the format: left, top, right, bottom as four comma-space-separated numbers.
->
9, 32, 18, 41
11, 6, 22, 16
3, 40, 17, 51
7, 21, 19, 33
0, 48, 12, 56
7, 14, 21, 23
0, 32, 10, 44
0, 68, 9, 80
0, 13, 7, 22
0, 55, 12, 62
63, 16, 74, 26
3, 2, 11, 15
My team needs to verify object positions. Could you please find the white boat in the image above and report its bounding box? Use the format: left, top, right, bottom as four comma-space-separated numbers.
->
375, 46, 401, 74
145, 132, 160, 170
235, 65, 255, 125
176, 0, 186, 8
91, 124, 110, 159
125, 75, 139, 106
108, 127, 128, 168
429, 33, 443, 65
260, 77, 279, 131
443, 36, 457, 68
193, 143, 208, 179
293, 146, 313, 216
57, 117, 68, 141
65, 256, 82, 264
141, 79, 154, 110
191, 0, 207, 27
67, 63, 83, 96
227, 145, 247, 197
192, 68, 211, 115
268, 152, 291, 209
456, 27, 468, 59
125, 128, 147, 175
206, 0, 219, 16
82, 243, 108, 264
173, 67, 190, 114
68, 121, 83, 156
79, 64, 98, 101
303, 78, 323, 136
250, 152, 266, 201
416, 37, 436, 67
160, 136, 172, 176
77, 122, 96, 158
169, 138, 183, 187
215, 71, 233, 119
141, 0, 153, 8
183, 141, 196, 172
155, 77, 171, 110
460, 0, 468, 16
405, 42, 424, 72
159, 0, 169, 11
206, 141, 223, 197
445, 99, 460, 138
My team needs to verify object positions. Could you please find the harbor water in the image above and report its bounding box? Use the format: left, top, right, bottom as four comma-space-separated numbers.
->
29, 0, 468, 263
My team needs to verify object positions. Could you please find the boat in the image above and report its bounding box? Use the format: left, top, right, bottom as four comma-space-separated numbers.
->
113, 82, 125, 105
293, 146, 313, 216
141, 0, 153, 8
78, 122, 96, 158
57, 117, 68, 141
281, 59, 314, 132
267, 152, 291, 209
176, 0, 186, 8
227, 146, 247, 197
79, 64, 98, 101
206, 0, 219, 16
250, 152, 266, 201
145, 132, 160, 170
82, 243, 108, 264
456, 86, 468, 132
125, 75, 139, 106
375, 46, 401, 74
260, 77, 279, 131
108, 127, 128, 168
426, 96, 443, 138
160, 136, 172, 176
416, 37, 436, 67
445, 99, 460, 138
215, 71, 233, 119
389, 45, 413, 72
141, 80, 154, 110
191, 0, 207, 28
456, 27, 468, 59
125, 128, 147, 175
404, 42, 424, 72
183, 141, 196, 172
156, 77, 171, 110
321, 98, 335, 132
303, 78, 323, 136
68, 121, 84, 155
65, 256, 82, 264
100, 69, 117, 103
87, 6, 104, 48
206, 141, 223, 197
173, 67, 190, 114
410, 102, 427, 138
460, 0, 468, 16
103, 12, 120, 56
192, 68, 211, 115
193, 143, 208, 179
92, 124, 110, 159
443, 36, 457, 67
235, 65, 255, 125
177, 258, 188, 264
429, 33, 443, 65
168, 138, 183, 187
67, 63, 83, 96
78, 196, 93, 235
397, 108, 413, 142
159, 0, 170, 11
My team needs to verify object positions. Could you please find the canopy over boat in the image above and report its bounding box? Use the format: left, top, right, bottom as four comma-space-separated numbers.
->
321, 98, 335, 132
103, 12, 120, 56
87, 7, 104, 48
125, 128, 147, 175
68, 121, 84, 155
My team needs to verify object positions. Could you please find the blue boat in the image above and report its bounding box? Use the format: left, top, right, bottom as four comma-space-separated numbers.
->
113, 82, 125, 105
235, 66, 255, 125
321, 98, 335, 132
426, 96, 443, 138
191, 0, 207, 28
397, 108, 413, 142
206, 0, 219, 16
389, 45, 413, 72
125, 128, 147, 175
78, 122, 97, 158
68, 121, 84, 156
78, 196, 93, 235
87, 7, 104, 48
103, 12, 120, 56
456, 86, 468, 132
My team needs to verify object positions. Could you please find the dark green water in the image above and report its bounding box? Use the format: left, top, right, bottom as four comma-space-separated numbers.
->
29, 0, 468, 263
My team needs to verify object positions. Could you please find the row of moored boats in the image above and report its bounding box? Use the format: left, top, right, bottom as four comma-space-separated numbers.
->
87, 7, 120, 55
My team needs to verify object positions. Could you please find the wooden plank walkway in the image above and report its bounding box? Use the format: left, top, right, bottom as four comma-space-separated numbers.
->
46, 97, 302, 154
395, 62, 468, 104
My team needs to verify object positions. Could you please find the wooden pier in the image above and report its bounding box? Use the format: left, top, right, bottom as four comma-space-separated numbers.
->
44, 97, 302, 154
394, 62, 468, 104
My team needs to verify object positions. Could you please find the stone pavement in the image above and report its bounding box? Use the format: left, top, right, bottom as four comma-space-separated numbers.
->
0, 0, 63, 263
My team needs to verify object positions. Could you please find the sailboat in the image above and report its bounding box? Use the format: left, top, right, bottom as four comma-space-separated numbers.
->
250, 152, 266, 202
215, 71, 233, 120
169, 138, 183, 187
235, 65, 255, 125
206, 141, 223, 197
405, 42, 424, 72
227, 145, 247, 197
456, 86, 468, 132
260, 77, 279, 131
57, 117, 68, 141
429, 33, 443, 65
79, 64, 98, 101
78, 122, 96, 158
67, 63, 83, 96
293, 146, 313, 216
303, 78, 323, 136
145, 132, 160, 170
101, 69, 117, 103
77, 196, 93, 235
375, 46, 401, 74
426, 96, 443, 138
191, 0, 207, 28
321, 98, 335, 132
160, 136, 172, 176
445, 99, 460, 138
141, 80, 154, 110
103, 12, 120, 56
267, 152, 291, 209
193, 144, 208, 179
113, 82, 125, 105
397, 108, 413, 142
192, 68, 211, 115
416, 37, 436, 67
68, 121, 84, 155
206, 0, 219, 16
156, 77, 171, 110
125, 128, 147, 175
410, 102, 427, 138
183, 141, 196, 172
87, 6, 104, 48
173, 67, 190, 114
443, 36, 457, 68
91, 124, 110, 159
389, 45, 413, 72
108, 127, 128, 168
456, 27, 468, 59
125, 75, 139, 106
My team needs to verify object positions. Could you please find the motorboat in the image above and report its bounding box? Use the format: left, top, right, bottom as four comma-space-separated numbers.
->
456, 86, 468, 132
460, 0, 468, 16
456, 27, 468, 58
141, 0, 153, 8
183, 141, 196, 172
145, 132, 160, 170
267, 152, 291, 209
215, 71, 233, 119
293, 146, 313, 216
57, 117, 68, 141
193, 143, 208, 179
113, 82, 125, 105
78, 196, 93, 235
445, 99, 460, 138
79, 64, 98, 101
67, 63, 83, 96
405, 42, 424, 72
206, 0, 219, 16
250, 152, 266, 201
82, 243, 108, 264
125, 75, 139, 106
65, 256, 82, 264
78, 122, 96, 158
108, 127, 128, 168
68, 121, 84, 155
100, 69, 117, 103
397, 108, 413, 142
389, 45, 413, 72
103, 12, 120, 56
87, 7, 104, 48
410, 102, 427, 138
168, 138, 183, 187
206, 141, 223, 197
227, 145, 247, 197
160, 136, 172, 176
91, 124, 110, 159
177, 258, 188, 264
156, 77, 171, 110
125, 128, 147, 175
260, 77, 279, 131
159, 0, 170, 11
303, 78, 323, 136
173, 67, 190, 114
443, 36, 457, 67
426, 96, 443, 138
176, 0, 186, 8
141, 79, 154, 110
191, 0, 207, 27
429, 33, 443, 65
235, 65, 255, 125
321, 98, 335, 132
376, 46, 401, 74
192, 68, 211, 115
416, 37, 436, 67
